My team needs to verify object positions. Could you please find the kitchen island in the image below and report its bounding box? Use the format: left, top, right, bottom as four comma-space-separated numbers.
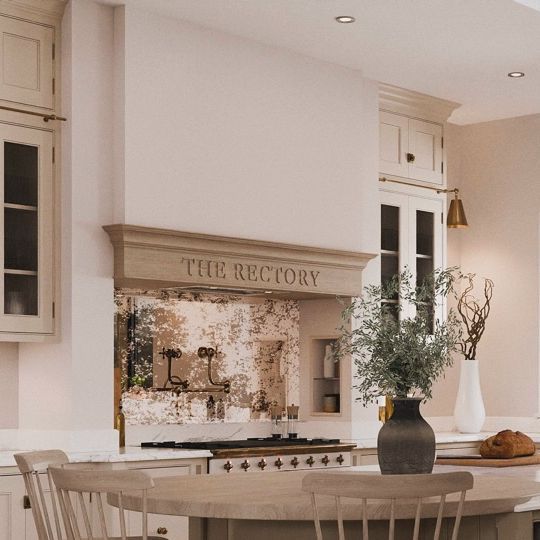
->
115, 464, 540, 540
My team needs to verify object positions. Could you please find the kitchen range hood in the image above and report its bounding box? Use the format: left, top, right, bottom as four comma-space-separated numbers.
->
103, 224, 375, 298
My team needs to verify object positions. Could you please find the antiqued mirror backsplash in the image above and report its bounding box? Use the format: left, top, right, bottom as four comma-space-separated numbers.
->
115, 290, 300, 425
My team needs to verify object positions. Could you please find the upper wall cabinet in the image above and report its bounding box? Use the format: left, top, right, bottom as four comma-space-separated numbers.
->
379, 84, 460, 187
0, 122, 54, 335
0, 14, 55, 110
380, 112, 443, 186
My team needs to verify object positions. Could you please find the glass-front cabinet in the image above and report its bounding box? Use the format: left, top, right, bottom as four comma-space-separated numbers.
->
380, 190, 444, 325
0, 122, 54, 336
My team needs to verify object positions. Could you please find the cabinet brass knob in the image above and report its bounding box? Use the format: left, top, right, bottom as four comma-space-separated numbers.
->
157, 527, 168, 535
275, 457, 283, 469
258, 458, 267, 470
306, 456, 315, 467
291, 456, 299, 468
223, 460, 233, 472
321, 455, 330, 466
406, 152, 415, 163
336, 454, 345, 465
241, 459, 251, 471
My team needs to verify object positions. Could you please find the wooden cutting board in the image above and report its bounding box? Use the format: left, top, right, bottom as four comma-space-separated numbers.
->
436, 453, 540, 467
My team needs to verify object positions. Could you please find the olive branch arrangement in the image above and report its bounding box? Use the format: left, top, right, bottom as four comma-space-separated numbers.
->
341, 268, 462, 405
457, 273, 494, 360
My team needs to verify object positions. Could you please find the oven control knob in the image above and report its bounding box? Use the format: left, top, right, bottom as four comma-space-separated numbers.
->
241, 459, 251, 471
306, 456, 315, 467
223, 460, 233, 473
336, 454, 345, 465
321, 455, 330, 466
275, 457, 284, 469
258, 458, 267, 470
291, 456, 300, 468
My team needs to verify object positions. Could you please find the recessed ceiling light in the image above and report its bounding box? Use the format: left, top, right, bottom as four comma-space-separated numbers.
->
508, 71, 525, 78
335, 16, 355, 23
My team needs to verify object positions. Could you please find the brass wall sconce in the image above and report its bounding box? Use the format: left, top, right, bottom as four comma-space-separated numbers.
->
443, 188, 468, 228
379, 177, 468, 229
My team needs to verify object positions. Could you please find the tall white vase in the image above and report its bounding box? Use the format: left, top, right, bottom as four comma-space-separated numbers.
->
454, 359, 486, 433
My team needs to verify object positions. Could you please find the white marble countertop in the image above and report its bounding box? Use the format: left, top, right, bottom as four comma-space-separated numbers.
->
346, 431, 540, 449
0, 446, 212, 469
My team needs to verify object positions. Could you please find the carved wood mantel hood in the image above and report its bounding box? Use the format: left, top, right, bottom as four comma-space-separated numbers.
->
103, 225, 376, 298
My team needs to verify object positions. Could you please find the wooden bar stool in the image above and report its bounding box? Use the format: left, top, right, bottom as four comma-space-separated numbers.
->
302, 471, 474, 540
15, 449, 70, 540
50, 465, 168, 540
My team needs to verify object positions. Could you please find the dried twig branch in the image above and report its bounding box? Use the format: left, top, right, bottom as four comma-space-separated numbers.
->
457, 274, 494, 360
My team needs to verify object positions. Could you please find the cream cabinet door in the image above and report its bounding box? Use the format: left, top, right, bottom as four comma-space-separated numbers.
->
0, 14, 55, 110
380, 112, 444, 186
379, 111, 409, 178
0, 123, 54, 335
0, 475, 27, 540
380, 190, 445, 323
126, 466, 192, 540
407, 119, 443, 185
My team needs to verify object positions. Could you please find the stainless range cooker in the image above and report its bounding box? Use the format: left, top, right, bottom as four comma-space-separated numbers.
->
141, 438, 355, 474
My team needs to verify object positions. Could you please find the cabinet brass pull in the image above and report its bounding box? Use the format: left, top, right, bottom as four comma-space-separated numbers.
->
157, 527, 168, 535
406, 152, 415, 163
23, 495, 31, 509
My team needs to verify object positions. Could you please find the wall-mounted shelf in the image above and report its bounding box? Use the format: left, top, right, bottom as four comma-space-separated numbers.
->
311, 337, 341, 415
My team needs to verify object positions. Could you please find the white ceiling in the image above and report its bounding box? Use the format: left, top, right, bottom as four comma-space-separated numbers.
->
112, 0, 540, 125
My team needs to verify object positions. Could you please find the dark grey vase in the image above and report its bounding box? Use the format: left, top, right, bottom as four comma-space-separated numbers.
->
377, 397, 435, 475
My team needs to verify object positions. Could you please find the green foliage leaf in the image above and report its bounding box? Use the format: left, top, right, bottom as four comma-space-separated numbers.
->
341, 267, 462, 405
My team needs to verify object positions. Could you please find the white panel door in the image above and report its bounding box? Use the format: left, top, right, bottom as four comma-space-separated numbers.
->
0, 122, 54, 335
379, 111, 409, 178
0, 15, 55, 109
408, 119, 443, 185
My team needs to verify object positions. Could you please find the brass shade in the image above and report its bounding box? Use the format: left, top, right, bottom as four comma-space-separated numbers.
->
447, 194, 468, 228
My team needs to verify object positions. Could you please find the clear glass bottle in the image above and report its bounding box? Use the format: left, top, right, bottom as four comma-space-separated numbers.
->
287, 404, 299, 439
271, 405, 282, 439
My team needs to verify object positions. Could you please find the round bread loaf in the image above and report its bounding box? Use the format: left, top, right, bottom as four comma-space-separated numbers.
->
479, 430, 535, 459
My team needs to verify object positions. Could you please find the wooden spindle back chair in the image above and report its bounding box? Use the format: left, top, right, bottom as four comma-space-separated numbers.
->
15, 449, 70, 540
302, 471, 474, 540
50, 465, 164, 540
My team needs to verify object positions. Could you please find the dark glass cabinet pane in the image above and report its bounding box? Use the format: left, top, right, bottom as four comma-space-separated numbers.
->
4, 274, 37, 315
4, 208, 38, 271
381, 205, 399, 252
416, 210, 434, 256
4, 142, 38, 207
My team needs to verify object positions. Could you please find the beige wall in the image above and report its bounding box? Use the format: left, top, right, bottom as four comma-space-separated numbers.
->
422, 123, 463, 418
118, 6, 380, 254
0, 343, 18, 428
429, 115, 540, 419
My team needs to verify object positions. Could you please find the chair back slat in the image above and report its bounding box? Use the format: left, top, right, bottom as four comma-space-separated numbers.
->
50, 466, 155, 540
433, 494, 446, 540
14, 450, 69, 540
303, 471, 474, 540
362, 498, 368, 540
388, 498, 395, 540
412, 498, 422, 540
77, 491, 93, 539
96, 492, 110, 540
143, 490, 149, 540
119, 492, 128, 540
451, 490, 467, 540
47, 469, 64, 540
336, 495, 345, 540
63, 491, 82, 540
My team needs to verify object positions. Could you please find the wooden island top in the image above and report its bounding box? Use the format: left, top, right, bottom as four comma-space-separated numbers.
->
114, 465, 540, 539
